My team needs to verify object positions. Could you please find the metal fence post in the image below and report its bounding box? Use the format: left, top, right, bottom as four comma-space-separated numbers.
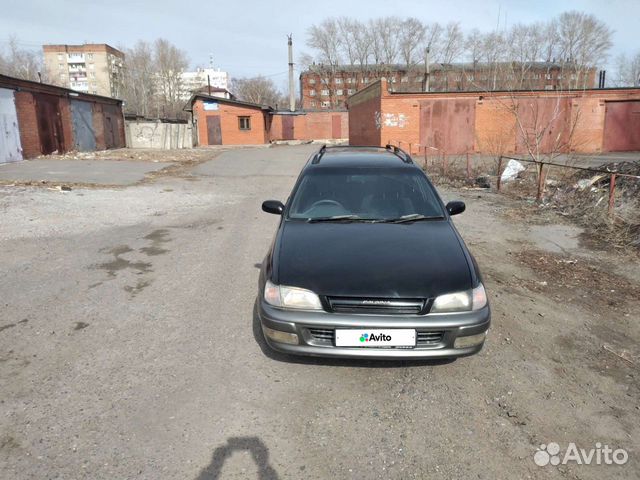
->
497, 156, 503, 192
466, 152, 471, 179
442, 152, 448, 176
608, 173, 617, 218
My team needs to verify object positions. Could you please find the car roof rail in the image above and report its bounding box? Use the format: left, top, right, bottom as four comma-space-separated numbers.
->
384, 144, 413, 164
311, 144, 327, 164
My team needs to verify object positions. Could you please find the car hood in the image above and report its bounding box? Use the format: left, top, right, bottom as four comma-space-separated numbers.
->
274, 221, 472, 298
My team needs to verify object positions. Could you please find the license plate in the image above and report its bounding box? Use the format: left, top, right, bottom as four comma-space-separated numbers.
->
335, 329, 416, 347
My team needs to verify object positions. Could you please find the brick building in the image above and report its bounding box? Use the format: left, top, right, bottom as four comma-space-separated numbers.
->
301, 62, 598, 110
188, 93, 348, 146
348, 78, 640, 154
0, 74, 125, 162
43, 44, 125, 98
190, 94, 273, 145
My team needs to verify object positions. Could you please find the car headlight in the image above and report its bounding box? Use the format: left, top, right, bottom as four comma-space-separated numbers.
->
431, 283, 487, 313
264, 280, 322, 310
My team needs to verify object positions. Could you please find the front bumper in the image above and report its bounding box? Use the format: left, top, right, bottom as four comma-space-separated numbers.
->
257, 299, 490, 359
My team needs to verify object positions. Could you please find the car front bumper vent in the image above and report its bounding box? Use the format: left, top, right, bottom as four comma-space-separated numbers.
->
326, 297, 426, 315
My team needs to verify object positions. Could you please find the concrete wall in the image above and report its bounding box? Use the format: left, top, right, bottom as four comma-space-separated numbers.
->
348, 79, 640, 154
269, 111, 348, 141
126, 121, 193, 149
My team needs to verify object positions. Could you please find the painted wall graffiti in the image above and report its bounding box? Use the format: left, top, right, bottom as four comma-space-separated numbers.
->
383, 113, 408, 128
374, 111, 381, 130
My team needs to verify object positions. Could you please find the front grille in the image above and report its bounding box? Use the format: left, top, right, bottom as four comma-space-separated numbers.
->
308, 328, 334, 344
416, 331, 444, 345
326, 297, 425, 315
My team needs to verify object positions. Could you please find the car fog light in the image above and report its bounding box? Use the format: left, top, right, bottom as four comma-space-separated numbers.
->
263, 326, 299, 345
454, 331, 487, 349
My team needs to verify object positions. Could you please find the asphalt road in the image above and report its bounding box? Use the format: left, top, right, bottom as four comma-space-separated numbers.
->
1, 145, 638, 479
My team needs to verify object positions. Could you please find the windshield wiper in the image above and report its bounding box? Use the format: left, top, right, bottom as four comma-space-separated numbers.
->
379, 214, 445, 224
307, 215, 365, 223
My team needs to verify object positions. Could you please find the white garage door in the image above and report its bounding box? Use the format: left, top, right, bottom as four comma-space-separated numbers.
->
0, 88, 23, 163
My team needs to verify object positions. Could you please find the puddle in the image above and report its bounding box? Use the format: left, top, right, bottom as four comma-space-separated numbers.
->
140, 229, 171, 256
124, 279, 152, 297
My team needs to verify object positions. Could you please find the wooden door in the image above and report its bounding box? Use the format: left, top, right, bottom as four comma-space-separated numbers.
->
206, 116, 222, 145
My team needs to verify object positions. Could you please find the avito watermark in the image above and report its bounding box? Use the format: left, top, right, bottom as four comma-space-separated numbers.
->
534, 442, 628, 467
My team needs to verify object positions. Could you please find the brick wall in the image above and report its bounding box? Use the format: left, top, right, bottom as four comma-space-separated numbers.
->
351, 79, 640, 154
14, 91, 40, 158
193, 99, 268, 145
347, 82, 381, 146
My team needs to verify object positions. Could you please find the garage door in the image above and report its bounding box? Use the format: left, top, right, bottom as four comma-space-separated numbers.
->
603, 101, 640, 152
71, 100, 96, 151
0, 88, 23, 163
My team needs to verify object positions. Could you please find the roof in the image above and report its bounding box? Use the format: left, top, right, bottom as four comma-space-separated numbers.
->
186, 93, 273, 112
301, 61, 595, 77
306, 146, 415, 168
0, 73, 123, 104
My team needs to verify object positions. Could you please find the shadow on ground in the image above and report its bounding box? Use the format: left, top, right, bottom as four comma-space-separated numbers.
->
252, 299, 455, 368
195, 436, 279, 480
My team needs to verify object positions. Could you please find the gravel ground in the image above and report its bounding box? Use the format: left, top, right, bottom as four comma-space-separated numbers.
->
0, 145, 638, 479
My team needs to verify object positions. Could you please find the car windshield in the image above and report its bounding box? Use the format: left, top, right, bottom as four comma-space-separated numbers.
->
287, 168, 444, 221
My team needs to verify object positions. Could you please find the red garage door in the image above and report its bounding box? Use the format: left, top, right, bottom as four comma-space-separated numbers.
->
603, 101, 640, 152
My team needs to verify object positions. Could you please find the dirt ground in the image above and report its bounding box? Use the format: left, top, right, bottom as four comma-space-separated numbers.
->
0, 145, 638, 479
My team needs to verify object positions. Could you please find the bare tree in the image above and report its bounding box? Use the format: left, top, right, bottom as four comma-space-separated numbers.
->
556, 11, 613, 88
121, 40, 155, 116
0, 36, 44, 81
230, 76, 283, 107
399, 18, 426, 68
612, 51, 640, 87
153, 38, 188, 118
437, 22, 465, 64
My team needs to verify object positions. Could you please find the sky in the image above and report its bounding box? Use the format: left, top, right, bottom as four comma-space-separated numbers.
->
0, 0, 638, 90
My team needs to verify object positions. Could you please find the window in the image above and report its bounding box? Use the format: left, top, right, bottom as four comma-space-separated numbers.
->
238, 116, 251, 130
545, 73, 552, 80
310, 101, 316, 107
87, 53, 94, 60
58, 63, 64, 69
467, 75, 474, 81
346, 77, 354, 84
321, 101, 331, 108
57, 53, 63, 61
309, 78, 316, 85
361, 77, 368, 84
90, 72, 96, 78
544, 85, 554, 90
335, 78, 343, 84
401, 76, 409, 83
309, 89, 316, 96
59, 73, 65, 79
336, 89, 343, 96
322, 77, 330, 83
287, 169, 444, 220
390, 77, 397, 83
89, 64, 95, 70
321, 89, 329, 96
347, 89, 354, 95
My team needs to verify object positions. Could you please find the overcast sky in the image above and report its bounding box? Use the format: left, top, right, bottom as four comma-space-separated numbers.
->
1, 0, 638, 90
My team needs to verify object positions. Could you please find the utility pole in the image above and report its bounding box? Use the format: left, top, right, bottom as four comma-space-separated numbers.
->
423, 47, 430, 92
288, 34, 295, 112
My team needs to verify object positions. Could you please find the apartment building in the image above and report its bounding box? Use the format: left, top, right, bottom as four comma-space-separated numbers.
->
180, 68, 229, 100
300, 62, 597, 109
43, 44, 125, 98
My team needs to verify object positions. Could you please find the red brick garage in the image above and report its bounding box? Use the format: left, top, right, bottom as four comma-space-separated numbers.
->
190, 94, 272, 146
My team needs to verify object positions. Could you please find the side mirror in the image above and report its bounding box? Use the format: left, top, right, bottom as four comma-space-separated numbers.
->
262, 200, 284, 215
446, 200, 466, 216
